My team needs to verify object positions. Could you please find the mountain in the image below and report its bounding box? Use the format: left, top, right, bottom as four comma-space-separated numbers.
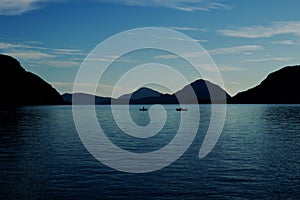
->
119, 79, 230, 104
61, 88, 162, 105
0, 54, 63, 105
3, 54, 298, 105
63, 79, 230, 105
118, 87, 163, 101
62, 93, 112, 105
175, 79, 230, 104
230, 65, 300, 104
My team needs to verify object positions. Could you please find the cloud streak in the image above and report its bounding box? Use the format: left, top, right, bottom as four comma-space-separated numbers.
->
0, 0, 230, 15
244, 57, 294, 62
166, 36, 208, 43
98, 0, 230, 12
0, 42, 47, 50
0, 0, 47, 16
218, 65, 245, 72
207, 45, 263, 55
8, 51, 56, 60
219, 21, 300, 38
271, 40, 295, 45
155, 45, 263, 60
168, 26, 207, 32
0, 41, 84, 68
198, 64, 245, 72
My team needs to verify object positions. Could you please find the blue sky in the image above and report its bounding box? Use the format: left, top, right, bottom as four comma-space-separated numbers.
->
1, 0, 300, 97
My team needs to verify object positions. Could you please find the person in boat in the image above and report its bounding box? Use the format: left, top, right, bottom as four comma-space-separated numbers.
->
140, 106, 147, 111
176, 108, 187, 111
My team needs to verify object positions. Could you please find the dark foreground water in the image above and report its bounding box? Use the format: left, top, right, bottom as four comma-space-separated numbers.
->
0, 105, 299, 199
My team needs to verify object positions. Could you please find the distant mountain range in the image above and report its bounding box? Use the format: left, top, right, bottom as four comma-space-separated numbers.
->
1, 54, 299, 105
63, 79, 230, 105
62, 93, 113, 105
0, 54, 63, 105
63, 66, 300, 104
119, 87, 162, 101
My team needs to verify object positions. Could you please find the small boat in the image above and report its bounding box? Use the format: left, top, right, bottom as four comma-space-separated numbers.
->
139, 106, 147, 111
176, 108, 188, 111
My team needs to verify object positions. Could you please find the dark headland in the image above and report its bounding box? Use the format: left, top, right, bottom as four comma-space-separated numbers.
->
229, 66, 300, 104
0, 54, 63, 105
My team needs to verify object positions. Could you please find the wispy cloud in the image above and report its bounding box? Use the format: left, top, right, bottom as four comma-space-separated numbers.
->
0, 41, 55, 60
166, 36, 208, 43
207, 45, 263, 55
52, 48, 86, 56
0, 41, 84, 56
271, 40, 295, 45
98, 0, 230, 12
85, 55, 133, 63
218, 21, 300, 38
199, 64, 245, 72
0, 0, 48, 16
0, 0, 230, 16
245, 57, 294, 62
218, 65, 245, 72
0, 42, 47, 50
168, 26, 207, 32
9, 51, 55, 60
7, 51, 81, 68
0, 41, 84, 68
155, 45, 263, 60
32, 59, 81, 68
154, 54, 179, 60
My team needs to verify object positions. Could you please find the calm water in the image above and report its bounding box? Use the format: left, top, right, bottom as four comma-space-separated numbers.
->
0, 105, 299, 199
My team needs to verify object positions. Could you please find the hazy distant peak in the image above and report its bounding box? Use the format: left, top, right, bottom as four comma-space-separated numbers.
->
118, 87, 162, 100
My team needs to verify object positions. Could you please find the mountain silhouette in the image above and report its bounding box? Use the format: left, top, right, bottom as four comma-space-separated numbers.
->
230, 65, 300, 104
118, 87, 162, 101
62, 93, 112, 105
3, 54, 298, 105
175, 79, 230, 104
0, 54, 63, 105
62, 79, 229, 105
117, 79, 229, 104
131, 80, 230, 104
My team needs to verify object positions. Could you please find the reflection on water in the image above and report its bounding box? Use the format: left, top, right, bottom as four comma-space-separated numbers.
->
0, 105, 299, 199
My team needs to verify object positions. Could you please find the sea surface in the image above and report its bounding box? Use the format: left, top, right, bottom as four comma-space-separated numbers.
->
0, 105, 299, 199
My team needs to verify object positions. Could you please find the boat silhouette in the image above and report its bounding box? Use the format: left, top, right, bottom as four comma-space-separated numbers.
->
139, 106, 147, 111
176, 108, 187, 111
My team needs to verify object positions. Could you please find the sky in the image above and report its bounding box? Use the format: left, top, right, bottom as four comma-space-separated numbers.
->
1, 0, 300, 97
